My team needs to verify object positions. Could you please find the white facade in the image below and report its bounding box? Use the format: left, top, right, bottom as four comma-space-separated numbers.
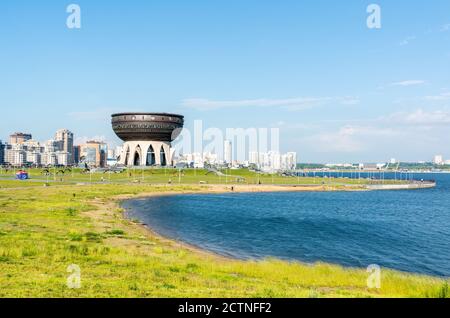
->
26, 151, 41, 166
1, 129, 74, 166
55, 129, 74, 164
434, 155, 444, 165
119, 141, 172, 167
107, 149, 116, 160
57, 152, 69, 166
249, 151, 297, 171
224, 140, 232, 164
249, 151, 259, 165
4, 144, 26, 166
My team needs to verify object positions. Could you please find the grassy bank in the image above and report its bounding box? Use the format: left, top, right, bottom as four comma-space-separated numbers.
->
0, 181, 448, 298
0, 167, 409, 187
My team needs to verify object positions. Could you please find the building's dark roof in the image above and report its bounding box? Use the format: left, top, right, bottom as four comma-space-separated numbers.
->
112, 112, 184, 118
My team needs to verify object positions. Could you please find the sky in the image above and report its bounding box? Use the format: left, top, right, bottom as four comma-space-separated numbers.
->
1, 0, 450, 163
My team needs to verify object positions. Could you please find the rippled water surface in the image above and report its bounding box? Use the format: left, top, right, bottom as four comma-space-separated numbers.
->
123, 173, 450, 276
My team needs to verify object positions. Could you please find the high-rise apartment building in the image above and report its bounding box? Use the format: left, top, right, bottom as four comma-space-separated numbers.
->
73, 145, 81, 164
224, 140, 232, 164
55, 129, 74, 164
434, 155, 444, 165
4, 144, 26, 166
80, 141, 108, 167
9, 132, 32, 145
0, 140, 4, 165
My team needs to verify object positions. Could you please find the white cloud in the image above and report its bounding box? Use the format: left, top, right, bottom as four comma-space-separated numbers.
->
304, 125, 398, 153
424, 92, 450, 101
385, 109, 450, 125
390, 80, 425, 87
300, 108, 450, 155
181, 96, 359, 111
399, 36, 416, 46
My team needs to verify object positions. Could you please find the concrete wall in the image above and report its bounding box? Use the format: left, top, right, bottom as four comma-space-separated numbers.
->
366, 182, 436, 191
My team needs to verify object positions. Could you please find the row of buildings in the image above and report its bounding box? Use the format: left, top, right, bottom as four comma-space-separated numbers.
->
0, 131, 298, 170
433, 155, 450, 166
0, 130, 113, 168
176, 140, 298, 171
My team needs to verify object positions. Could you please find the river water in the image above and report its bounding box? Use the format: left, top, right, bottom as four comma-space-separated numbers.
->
123, 173, 450, 277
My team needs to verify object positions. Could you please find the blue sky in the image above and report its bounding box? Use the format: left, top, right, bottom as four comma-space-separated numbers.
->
1, 0, 450, 163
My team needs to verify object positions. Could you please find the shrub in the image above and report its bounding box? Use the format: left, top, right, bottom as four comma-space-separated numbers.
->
84, 232, 102, 242
66, 207, 77, 216
106, 229, 125, 236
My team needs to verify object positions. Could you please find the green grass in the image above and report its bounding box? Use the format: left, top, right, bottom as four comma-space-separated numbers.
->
0, 181, 447, 298
0, 167, 407, 188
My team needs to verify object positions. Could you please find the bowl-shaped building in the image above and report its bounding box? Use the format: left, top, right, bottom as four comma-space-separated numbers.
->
111, 112, 184, 166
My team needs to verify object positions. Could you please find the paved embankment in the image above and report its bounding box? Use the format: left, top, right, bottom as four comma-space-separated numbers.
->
366, 181, 436, 190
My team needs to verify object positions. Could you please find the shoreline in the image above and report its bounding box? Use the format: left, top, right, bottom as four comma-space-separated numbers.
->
114, 184, 360, 262
1, 181, 447, 297
114, 183, 442, 278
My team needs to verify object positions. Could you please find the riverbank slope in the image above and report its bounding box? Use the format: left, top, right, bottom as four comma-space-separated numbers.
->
0, 182, 448, 297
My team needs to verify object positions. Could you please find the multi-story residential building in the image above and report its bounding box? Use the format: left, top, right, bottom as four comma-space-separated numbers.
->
282, 152, 297, 170
434, 155, 444, 165
73, 145, 81, 164
249, 151, 298, 171
79, 141, 108, 167
22, 140, 44, 166
4, 143, 26, 166
26, 151, 42, 166
0, 140, 4, 165
45, 139, 60, 153
55, 129, 74, 164
224, 140, 232, 164
42, 152, 57, 166
9, 132, 32, 145
57, 152, 69, 166
2, 129, 75, 167
249, 151, 259, 166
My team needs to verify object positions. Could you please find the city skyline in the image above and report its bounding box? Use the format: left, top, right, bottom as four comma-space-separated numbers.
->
1, 1, 450, 163
0, 128, 450, 167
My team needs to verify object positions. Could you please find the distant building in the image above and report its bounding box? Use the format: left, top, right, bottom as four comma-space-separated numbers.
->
55, 129, 74, 164
73, 145, 81, 164
107, 149, 116, 160
0, 140, 4, 164
2, 129, 74, 167
42, 152, 57, 166
23, 140, 44, 166
434, 155, 444, 165
106, 148, 119, 167
359, 163, 386, 170
248, 151, 297, 171
56, 152, 69, 166
45, 139, 60, 153
249, 151, 259, 166
282, 152, 297, 170
9, 132, 32, 145
80, 141, 107, 167
4, 143, 26, 166
224, 140, 232, 164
